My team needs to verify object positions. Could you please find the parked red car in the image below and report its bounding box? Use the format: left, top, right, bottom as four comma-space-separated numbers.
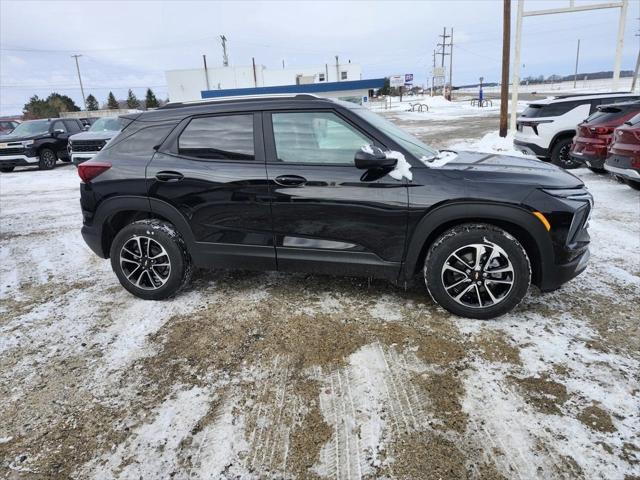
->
605, 112, 640, 190
570, 101, 640, 172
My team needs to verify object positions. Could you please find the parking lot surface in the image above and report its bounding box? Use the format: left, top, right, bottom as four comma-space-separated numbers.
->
1, 111, 639, 479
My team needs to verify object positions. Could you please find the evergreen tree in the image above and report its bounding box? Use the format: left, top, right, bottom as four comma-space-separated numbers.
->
126, 89, 140, 109
23, 93, 80, 119
85, 94, 99, 111
144, 88, 159, 109
107, 91, 119, 110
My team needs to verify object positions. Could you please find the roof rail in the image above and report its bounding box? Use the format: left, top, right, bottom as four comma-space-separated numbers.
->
161, 93, 323, 109
551, 91, 633, 99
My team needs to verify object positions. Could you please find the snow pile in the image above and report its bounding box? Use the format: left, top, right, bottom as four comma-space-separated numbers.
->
448, 131, 534, 158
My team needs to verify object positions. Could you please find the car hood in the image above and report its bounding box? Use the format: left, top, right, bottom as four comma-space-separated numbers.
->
0, 133, 49, 142
69, 130, 119, 141
429, 150, 583, 188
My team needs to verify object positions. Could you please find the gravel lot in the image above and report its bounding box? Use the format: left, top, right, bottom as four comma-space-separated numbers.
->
1, 108, 639, 479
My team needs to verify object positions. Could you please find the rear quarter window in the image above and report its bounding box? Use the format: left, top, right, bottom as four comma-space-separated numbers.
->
107, 123, 176, 157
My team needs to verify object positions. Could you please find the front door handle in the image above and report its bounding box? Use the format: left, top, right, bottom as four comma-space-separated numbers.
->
155, 171, 184, 182
274, 175, 307, 186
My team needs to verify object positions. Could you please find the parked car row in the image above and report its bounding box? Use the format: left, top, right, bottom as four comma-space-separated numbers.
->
514, 91, 639, 169
0, 116, 126, 171
515, 92, 640, 191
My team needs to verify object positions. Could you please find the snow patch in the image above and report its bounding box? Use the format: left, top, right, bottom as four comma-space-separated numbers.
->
385, 150, 413, 181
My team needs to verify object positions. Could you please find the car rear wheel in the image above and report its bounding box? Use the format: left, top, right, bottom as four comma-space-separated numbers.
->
38, 148, 57, 170
110, 219, 192, 300
0, 166, 14, 173
424, 223, 531, 319
551, 138, 581, 169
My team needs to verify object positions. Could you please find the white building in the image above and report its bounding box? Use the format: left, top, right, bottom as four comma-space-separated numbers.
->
166, 62, 363, 103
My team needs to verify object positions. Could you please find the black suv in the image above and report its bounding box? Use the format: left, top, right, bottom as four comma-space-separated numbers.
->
0, 118, 83, 172
78, 95, 592, 319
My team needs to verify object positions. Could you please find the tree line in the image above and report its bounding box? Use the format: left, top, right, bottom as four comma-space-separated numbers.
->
23, 88, 165, 119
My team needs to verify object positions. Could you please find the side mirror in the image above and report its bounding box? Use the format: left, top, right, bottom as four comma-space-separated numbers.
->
354, 145, 397, 169
83, 125, 90, 131
52, 129, 65, 136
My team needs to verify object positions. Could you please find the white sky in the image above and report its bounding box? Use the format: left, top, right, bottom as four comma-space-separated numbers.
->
1, 0, 639, 115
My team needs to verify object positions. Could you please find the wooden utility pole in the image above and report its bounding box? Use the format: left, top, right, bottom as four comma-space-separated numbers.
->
449, 28, 454, 100
202, 54, 210, 90
499, 0, 511, 137
220, 35, 229, 67
252, 57, 257, 87
631, 47, 640, 92
71, 54, 87, 111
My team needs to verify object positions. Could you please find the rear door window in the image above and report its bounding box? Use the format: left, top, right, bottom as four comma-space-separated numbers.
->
178, 115, 255, 161
51, 120, 67, 133
64, 120, 82, 133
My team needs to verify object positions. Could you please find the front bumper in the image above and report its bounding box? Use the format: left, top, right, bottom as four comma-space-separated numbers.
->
0, 154, 39, 167
513, 139, 548, 158
570, 151, 605, 169
539, 248, 590, 292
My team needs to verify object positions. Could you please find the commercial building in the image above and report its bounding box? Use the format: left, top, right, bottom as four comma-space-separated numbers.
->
166, 62, 377, 103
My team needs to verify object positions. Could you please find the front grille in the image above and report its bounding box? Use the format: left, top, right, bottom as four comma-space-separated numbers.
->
71, 140, 105, 153
0, 147, 24, 155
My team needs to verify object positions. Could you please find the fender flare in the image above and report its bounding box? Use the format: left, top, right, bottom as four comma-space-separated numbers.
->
401, 202, 554, 284
549, 129, 576, 153
92, 195, 196, 253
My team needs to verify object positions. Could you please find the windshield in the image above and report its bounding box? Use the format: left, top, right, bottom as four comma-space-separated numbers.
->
89, 117, 124, 132
350, 106, 439, 160
9, 119, 50, 137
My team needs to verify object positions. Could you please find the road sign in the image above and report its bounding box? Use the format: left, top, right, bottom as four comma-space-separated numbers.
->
404, 73, 414, 85
433, 67, 445, 77
390, 75, 404, 87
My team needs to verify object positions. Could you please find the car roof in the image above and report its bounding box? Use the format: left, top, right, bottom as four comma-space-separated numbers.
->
124, 94, 344, 122
528, 92, 639, 106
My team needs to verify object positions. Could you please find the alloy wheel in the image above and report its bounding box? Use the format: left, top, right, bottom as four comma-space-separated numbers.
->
119, 235, 171, 290
440, 240, 515, 309
41, 150, 56, 168
558, 144, 580, 169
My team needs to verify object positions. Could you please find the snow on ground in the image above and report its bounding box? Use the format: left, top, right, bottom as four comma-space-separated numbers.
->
1, 113, 639, 479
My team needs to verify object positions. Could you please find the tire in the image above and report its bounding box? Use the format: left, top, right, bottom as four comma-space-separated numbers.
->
0, 166, 14, 173
626, 179, 640, 191
38, 148, 57, 170
424, 223, 531, 319
109, 219, 193, 300
588, 167, 606, 174
550, 138, 581, 169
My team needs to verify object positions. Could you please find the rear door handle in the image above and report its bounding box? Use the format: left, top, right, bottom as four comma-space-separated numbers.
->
274, 175, 307, 186
155, 171, 184, 182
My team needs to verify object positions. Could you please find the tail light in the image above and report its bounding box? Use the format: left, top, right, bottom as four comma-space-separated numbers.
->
78, 162, 111, 183
589, 126, 614, 135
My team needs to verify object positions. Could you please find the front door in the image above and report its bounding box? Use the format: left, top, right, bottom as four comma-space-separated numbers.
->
148, 112, 275, 270
263, 109, 408, 280
50, 120, 69, 157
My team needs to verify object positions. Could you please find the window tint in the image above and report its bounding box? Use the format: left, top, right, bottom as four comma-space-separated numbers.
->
52, 120, 67, 133
64, 120, 82, 133
178, 115, 254, 160
108, 123, 175, 157
271, 111, 370, 164
521, 101, 584, 118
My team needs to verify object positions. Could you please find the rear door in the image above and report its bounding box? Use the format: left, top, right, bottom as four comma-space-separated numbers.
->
50, 120, 69, 157
148, 112, 275, 270
263, 109, 408, 280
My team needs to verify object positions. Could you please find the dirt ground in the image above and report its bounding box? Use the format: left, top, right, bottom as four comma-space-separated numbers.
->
1, 110, 639, 479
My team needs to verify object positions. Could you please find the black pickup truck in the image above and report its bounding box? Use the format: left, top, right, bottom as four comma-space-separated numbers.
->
0, 118, 84, 172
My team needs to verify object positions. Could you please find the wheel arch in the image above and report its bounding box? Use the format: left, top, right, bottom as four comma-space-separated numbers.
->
549, 129, 576, 153
93, 196, 195, 258
403, 202, 554, 287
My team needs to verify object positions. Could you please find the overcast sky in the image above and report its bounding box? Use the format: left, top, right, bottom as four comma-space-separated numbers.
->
1, 0, 638, 115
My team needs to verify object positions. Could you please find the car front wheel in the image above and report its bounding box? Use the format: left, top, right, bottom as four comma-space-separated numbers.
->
38, 148, 57, 170
110, 219, 192, 300
424, 223, 531, 319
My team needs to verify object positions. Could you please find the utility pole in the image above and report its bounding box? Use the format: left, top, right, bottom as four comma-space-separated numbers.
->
437, 27, 451, 98
631, 22, 640, 92
431, 49, 436, 96
252, 57, 257, 87
573, 39, 581, 89
335, 55, 340, 82
202, 54, 210, 90
220, 35, 229, 67
449, 28, 454, 99
71, 54, 87, 111
499, 0, 511, 137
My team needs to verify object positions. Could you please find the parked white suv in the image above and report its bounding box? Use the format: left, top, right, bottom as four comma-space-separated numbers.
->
514, 92, 639, 169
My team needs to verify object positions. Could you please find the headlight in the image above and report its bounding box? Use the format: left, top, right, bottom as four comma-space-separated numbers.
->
22, 140, 34, 147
